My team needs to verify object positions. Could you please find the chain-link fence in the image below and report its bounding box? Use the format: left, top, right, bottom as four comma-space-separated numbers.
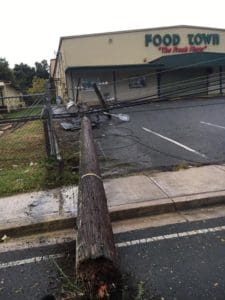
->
0, 92, 80, 197
2, 75, 224, 198
0, 118, 47, 196
0, 93, 45, 120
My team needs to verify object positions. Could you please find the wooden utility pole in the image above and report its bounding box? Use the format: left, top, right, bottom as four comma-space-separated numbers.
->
77, 116, 120, 298
93, 83, 111, 119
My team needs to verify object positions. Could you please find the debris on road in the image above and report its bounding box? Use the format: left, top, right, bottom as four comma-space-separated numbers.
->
1, 234, 9, 242
103, 112, 130, 121
60, 121, 81, 131
0, 124, 13, 131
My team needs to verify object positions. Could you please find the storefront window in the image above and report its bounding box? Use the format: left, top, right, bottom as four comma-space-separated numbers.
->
81, 79, 95, 91
128, 76, 146, 89
80, 78, 108, 91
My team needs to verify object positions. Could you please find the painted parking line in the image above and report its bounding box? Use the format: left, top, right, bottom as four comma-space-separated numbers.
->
142, 127, 207, 158
116, 224, 225, 248
200, 121, 225, 130
97, 141, 107, 158
1, 225, 225, 269
0, 253, 64, 270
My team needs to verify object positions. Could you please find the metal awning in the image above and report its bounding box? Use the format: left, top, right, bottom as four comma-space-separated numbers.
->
148, 52, 225, 70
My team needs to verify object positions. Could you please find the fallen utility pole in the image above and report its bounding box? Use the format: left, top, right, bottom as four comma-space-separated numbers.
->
93, 83, 111, 119
77, 116, 120, 298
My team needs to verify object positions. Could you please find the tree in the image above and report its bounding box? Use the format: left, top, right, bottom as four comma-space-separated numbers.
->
0, 58, 49, 94
13, 63, 35, 92
35, 60, 49, 79
27, 77, 46, 94
0, 58, 14, 82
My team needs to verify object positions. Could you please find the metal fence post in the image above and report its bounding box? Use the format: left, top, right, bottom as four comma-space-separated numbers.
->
43, 81, 57, 158
42, 107, 51, 158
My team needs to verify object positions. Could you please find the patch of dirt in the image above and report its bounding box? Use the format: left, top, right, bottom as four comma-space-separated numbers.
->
53, 119, 80, 166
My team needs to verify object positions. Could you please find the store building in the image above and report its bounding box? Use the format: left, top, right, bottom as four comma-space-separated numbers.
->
52, 25, 225, 106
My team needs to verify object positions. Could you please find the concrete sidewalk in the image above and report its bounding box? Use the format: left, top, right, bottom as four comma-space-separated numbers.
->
1, 164, 225, 237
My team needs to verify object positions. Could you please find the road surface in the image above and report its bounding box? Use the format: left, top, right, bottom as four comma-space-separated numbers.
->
0, 206, 225, 299
93, 97, 225, 175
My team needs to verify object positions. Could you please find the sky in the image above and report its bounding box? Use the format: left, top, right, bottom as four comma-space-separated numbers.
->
1, 0, 225, 68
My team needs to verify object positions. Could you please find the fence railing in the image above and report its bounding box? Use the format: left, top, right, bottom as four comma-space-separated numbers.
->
0, 93, 46, 120
0, 92, 77, 197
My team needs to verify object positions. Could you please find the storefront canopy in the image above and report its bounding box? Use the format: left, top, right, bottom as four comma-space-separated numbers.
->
148, 52, 225, 70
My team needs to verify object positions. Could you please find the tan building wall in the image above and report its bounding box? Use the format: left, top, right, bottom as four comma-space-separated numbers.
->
50, 59, 56, 78
115, 70, 157, 102
54, 52, 67, 101
59, 26, 225, 69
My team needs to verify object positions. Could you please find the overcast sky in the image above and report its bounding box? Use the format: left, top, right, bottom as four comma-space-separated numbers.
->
1, 0, 225, 68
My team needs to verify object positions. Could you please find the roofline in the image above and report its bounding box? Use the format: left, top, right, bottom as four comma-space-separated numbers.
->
65, 63, 163, 73
59, 24, 225, 43
53, 24, 225, 77
0, 81, 22, 93
148, 51, 225, 69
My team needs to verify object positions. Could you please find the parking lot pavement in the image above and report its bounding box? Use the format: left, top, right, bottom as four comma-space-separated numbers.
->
93, 97, 225, 175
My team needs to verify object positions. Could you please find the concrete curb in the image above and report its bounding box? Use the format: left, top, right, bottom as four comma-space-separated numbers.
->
1, 191, 225, 238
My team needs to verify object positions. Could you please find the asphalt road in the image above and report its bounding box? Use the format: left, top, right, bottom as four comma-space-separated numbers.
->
115, 216, 225, 300
0, 242, 75, 300
93, 97, 225, 175
0, 214, 225, 299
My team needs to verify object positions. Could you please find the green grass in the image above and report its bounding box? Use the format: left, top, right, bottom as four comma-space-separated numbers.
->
0, 121, 45, 164
172, 162, 189, 171
0, 164, 44, 195
2, 106, 42, 119
0, 163, 79, 197
0, 121, 79, 197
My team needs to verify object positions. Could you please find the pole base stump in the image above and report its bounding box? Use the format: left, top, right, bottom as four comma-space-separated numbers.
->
78, 257, 121, 299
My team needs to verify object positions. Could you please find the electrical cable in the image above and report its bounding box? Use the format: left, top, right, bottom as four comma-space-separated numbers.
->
1, 70, 225, 123
61, 56, 225, 90
62, 71, 225, 111
107, 79, 225, 108
94, 130, 210, 166
63, 69, 225, 96
104, 71, 225, 99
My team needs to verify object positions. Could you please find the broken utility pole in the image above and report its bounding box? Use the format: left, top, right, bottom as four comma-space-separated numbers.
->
77, 116, 120, 298
93, 83, 111, 119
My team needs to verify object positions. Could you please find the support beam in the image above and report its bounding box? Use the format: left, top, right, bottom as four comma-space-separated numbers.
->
219, 66, 223, 95
113, 71, 117, 101
157, 70, 161, 99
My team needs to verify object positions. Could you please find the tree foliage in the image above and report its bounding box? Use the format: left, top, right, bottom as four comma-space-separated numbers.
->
27, 77, 46, 94
13, 63, 36, 92
0, 57, 49, 93
35, 60, 49, 79
0, 58, 14, 82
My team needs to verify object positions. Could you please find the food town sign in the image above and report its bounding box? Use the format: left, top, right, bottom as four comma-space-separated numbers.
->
145, 33, 220, 54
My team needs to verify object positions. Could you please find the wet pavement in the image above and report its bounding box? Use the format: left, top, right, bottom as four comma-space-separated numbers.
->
116, 216, 225, 300
93, 98, 225, 175
0, 242, 75, 300
2, 164, 225, 238
0, 214, 225, 299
